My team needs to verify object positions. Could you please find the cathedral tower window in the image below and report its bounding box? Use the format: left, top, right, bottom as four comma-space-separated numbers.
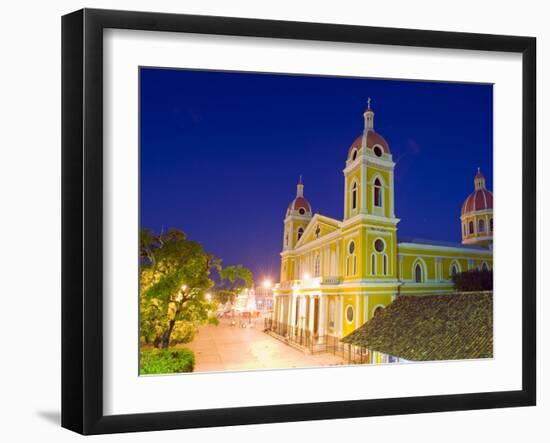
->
469, 221, 474, 234
346, 241, 357, 276
297, 227, 304, 241
478, 219, 485, 233
351, 181, 358, 211
374, 178, 383, 208
383, 254, 388, 276
489, 218, 493, 231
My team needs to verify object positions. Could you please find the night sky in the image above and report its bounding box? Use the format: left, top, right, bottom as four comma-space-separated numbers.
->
140, 68, 493, 284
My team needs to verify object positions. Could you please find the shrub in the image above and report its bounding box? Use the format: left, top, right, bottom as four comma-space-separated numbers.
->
452, 269, 493, 292
207, 313, 220, 326
140, 348, 195, 375
170, 321, 197, 345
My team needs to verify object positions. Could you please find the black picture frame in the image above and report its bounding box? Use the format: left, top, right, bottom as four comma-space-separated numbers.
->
61, 8, 536, 435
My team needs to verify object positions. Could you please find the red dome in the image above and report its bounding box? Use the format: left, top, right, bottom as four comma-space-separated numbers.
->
288, 196, 311, 214
461, 189, 493, 215
348, 130, 391, 158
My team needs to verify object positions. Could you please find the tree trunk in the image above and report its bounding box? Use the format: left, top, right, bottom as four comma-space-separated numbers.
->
161, 319, 176, 349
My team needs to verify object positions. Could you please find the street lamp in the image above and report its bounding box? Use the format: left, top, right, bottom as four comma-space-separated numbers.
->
303, 272, 311, 280
262, 279, 272, 289
205, 292, 212, 302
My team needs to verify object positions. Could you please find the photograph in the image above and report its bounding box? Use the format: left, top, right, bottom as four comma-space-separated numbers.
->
138, 68, 494, 375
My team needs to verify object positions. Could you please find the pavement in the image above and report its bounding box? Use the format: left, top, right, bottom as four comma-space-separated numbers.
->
182, 316, 344, 373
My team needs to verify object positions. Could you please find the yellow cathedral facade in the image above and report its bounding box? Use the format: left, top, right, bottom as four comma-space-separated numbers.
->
271, 100, 493, 343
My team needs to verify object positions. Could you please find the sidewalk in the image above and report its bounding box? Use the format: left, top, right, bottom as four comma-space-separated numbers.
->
183, 317, 343, 373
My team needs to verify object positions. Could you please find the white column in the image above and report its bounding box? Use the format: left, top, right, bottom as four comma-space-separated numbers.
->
361, 161, 368, 214
336, 243, 340, 277
389, 169, 395, 218
335, 296, 342, 337
355, 294, 361, 328
343, 176, 348, 220
308, 297, 315, 333
318, 295, 326, 337
290, 294, 296, 327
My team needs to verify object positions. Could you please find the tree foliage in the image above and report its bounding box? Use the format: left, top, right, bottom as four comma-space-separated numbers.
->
139, 228, 219, 348
452, 269, 493, 292
216, 265, 254, 304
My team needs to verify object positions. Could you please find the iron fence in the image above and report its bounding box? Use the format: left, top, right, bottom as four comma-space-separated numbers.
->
264, 318, 373, 364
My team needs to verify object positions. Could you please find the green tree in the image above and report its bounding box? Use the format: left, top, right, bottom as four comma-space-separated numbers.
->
140, 228, 219, 348
216, 265, 254, 304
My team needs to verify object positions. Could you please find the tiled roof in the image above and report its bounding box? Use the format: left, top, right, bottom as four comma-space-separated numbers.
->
348, 130, 391, 158
461, 189, 493, 215
342, 292, 493, 361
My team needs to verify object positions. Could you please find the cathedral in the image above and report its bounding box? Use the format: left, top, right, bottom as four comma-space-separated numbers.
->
271, 100, 493, 343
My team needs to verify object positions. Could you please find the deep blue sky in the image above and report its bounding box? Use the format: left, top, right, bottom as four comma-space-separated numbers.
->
140, 68, 493, 283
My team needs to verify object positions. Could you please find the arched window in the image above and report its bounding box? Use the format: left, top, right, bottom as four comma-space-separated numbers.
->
415, 263, 423, 283
479, 219, 485, 233
371, 253, 376, 275
346, 241, 356, 276
373, 306, 384, 317
314, 254, 321, 277
351, 181, 358, 210
482, 262, 489, 271
298, 207, 306, 215
489, 218, 494, 231
469, 221, 474, 234
373, 146, 383, 157
374, 178, 383, 207
383, 254, 388, 276
451, 264, 458, 277
297, 227, 304, 241
351, 149, 358, 161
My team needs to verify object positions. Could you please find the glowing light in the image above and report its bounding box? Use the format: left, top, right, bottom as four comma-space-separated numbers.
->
181, 284, 187, 292
303, 273, 311, 280
205, 292, 212, 302
262, 279, 272, 289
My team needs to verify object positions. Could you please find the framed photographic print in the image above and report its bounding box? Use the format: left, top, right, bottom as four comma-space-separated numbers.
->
61, 8, 536, 435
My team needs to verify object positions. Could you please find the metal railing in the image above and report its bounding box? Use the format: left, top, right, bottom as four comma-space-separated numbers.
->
264, 318, 374, 363
321, 276, 342, 285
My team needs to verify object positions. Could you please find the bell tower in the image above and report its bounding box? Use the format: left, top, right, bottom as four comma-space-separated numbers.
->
281, 177, 313, 282
343, 99, 396, 221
